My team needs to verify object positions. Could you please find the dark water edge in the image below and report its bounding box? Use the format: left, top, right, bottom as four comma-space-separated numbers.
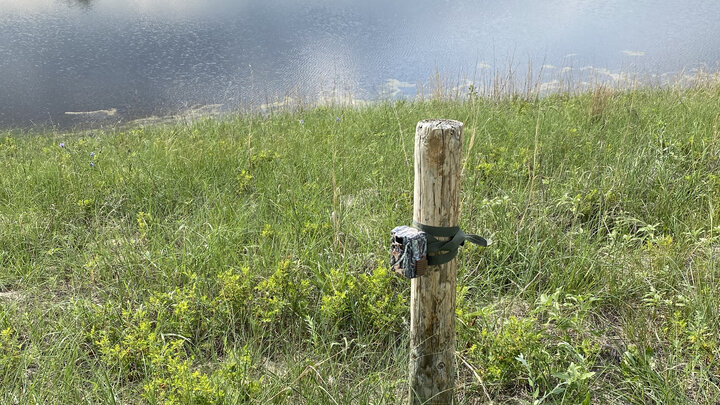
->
5, 67, 719, 134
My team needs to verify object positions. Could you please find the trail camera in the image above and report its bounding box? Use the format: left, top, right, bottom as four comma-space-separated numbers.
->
390, 226, 428, 279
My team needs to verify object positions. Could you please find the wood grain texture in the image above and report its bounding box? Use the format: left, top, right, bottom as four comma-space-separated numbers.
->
409, 119, 463, 404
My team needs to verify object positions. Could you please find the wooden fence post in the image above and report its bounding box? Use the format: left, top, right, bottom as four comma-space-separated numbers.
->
409, 119, 463, 404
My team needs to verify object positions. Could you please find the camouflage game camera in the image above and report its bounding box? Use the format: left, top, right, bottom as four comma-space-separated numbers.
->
390, 226, 428, 279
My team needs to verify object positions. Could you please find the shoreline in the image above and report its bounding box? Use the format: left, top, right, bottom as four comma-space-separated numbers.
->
4, 67, 720, 133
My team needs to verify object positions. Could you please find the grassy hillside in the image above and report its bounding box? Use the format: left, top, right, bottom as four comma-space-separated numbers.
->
1, 86, 719, 404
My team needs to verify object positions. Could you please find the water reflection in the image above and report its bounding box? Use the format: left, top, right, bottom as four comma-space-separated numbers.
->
1, 0, 719, 128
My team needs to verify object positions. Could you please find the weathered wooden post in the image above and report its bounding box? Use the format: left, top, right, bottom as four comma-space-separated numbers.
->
409, 119, 463, 404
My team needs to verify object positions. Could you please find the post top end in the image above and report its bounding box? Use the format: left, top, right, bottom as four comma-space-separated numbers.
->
417, 119, 463, 130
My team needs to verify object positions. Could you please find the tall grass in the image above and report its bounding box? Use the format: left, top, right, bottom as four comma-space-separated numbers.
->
1, 82, 720, 403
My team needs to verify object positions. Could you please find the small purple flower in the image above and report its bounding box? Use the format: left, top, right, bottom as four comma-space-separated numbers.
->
90, 162, 95, 167
59, 142, 65, 148
336, 117, 341, 123
90, 152, 95, 158
300, 119, 305, 125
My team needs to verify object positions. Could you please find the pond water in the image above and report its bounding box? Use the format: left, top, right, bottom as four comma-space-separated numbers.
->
2, 0, 719, 128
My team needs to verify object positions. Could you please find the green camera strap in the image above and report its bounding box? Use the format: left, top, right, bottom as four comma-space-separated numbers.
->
412, 221, 488, 266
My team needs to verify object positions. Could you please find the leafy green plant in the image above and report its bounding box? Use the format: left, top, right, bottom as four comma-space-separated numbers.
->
255, 260, 310, 324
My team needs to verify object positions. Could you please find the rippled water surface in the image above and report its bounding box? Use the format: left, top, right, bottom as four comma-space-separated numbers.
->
2, 0, 719, 128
